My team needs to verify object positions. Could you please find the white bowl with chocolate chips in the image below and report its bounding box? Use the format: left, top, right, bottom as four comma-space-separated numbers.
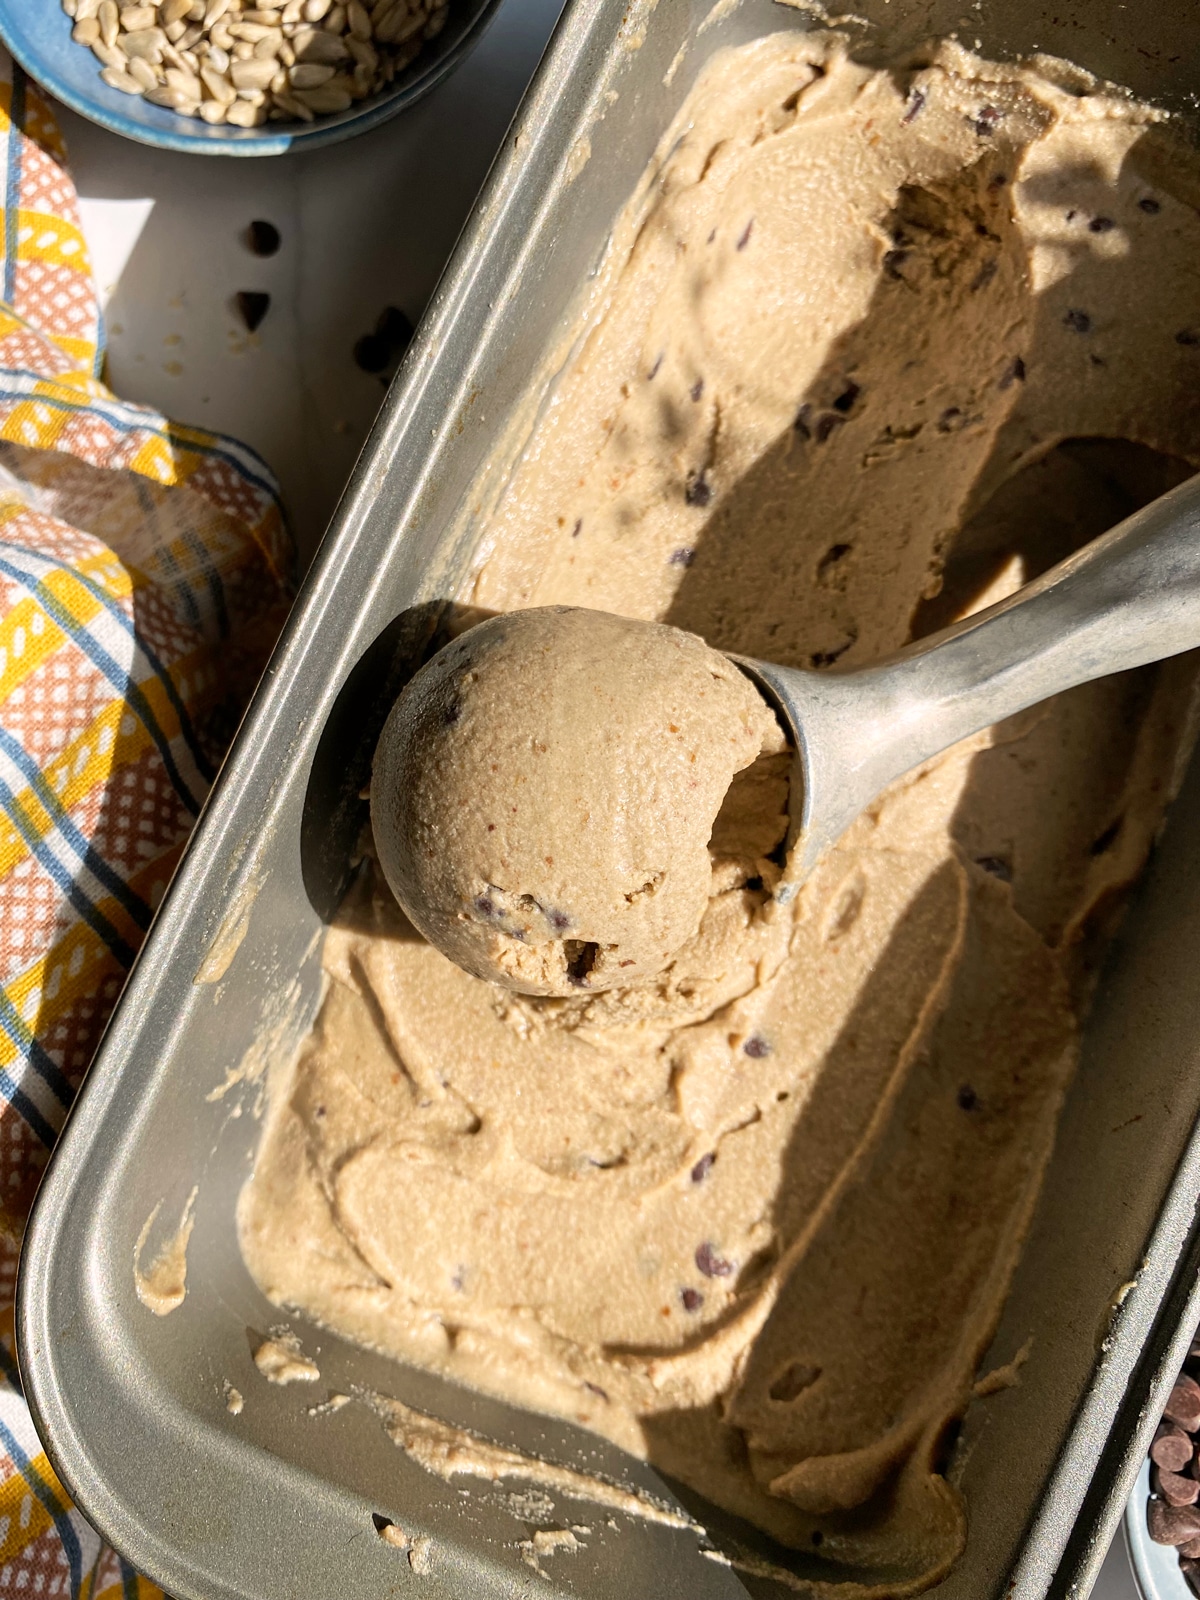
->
1127, 1338, 1200, 1600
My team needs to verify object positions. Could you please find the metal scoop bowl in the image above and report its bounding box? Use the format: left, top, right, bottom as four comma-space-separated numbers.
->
737, 472, 1200, 880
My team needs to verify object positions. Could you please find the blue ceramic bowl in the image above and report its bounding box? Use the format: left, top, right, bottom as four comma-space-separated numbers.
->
0, 0, 502, 155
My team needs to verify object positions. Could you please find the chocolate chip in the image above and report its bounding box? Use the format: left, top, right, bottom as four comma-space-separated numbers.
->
244, 218, 281, 256
768, 1362, 821, 1402
695, 1242, 733, 1278
975, 855, 1012, 881
743, 1036, 770, 1059
973, 104, 1004, 135
832, 381, 860, 414
1166, 1376, 1200, 1431
818, 542, 851, 577
234, 290, 270, 332
901, 87, 926, 125
1063, 308, 1092, 333
680, 1287, 704, 1312
736, 219, 753, 250
815, 412, 844, 443
669, 547, 696, 567
564, 940, 599, 985
1178, 330, 1200, 347
691, 1152, 716, 1183
685, 471, 712, 506
1139, 195, 1162, 214
957, 1084, 979, 1111
1154, 1425, 1196, 1473
1148, 1500, 1200, 1546
572, 518, 583, 538
809, 640, 853, 668
1158, 1467, 1200, 1507
794, 404, 812, 438
353, 305, 414, 379
690, 378, 705, 402
1089, 817, 1122, 856
998, 354, 1026, 389
1088, 216, 1115, 233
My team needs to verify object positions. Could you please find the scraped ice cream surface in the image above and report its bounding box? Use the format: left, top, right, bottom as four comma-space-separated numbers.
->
371, 605, 788, 995
240, 27, 1200, 1594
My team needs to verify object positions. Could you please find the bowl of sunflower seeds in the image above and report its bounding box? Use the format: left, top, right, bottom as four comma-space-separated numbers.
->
0, 0, 501, 154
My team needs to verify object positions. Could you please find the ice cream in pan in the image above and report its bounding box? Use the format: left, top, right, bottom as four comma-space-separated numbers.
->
240, 27, 1200, 1591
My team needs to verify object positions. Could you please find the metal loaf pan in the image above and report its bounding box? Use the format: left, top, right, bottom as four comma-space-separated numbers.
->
16, 1, 1200, 1597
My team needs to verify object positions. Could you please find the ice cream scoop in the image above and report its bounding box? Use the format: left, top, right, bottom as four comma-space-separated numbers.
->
371, 606, 784, 995
374, 474, 1200, 991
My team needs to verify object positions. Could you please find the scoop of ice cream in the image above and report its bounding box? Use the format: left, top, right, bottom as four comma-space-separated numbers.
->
371, 606, 784, 994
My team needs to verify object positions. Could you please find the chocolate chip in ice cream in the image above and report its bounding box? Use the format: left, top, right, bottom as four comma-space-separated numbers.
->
695, 1242, 734, 1279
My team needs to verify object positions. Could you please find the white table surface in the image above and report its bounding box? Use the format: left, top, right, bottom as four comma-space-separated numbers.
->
51, 2, 1145, 1593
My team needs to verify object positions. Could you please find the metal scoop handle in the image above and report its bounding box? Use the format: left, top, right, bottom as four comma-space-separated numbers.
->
739, 472, 1200, 879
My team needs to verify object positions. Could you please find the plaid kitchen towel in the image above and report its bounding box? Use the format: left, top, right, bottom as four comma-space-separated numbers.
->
0, 53, 293, 1598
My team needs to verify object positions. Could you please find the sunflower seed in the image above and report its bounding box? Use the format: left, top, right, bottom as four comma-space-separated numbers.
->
159, 0, 192, 21
289, 60, 334, 84
346, 0, 369, 36
98, 0, 120, 44
92, 38, 127, 66
120, 5, 157, 26
122, 25, 166, 58
165, 65, 202, 95
345, 34, 375, 68
101, 64, 146, 92
145, 83, 190, 105
304, 0, 332, 14
253, 32, 284, 55
230, 54, 278, 87
423, 6, 443, 36
63, 0, 79, 15
198, 98, 227, 120
205, 42, 230, 67
294, 80, 351, 110
126, 53, 160, 86
164, 17, 186, 38
200, 63, 236, 99
76, 0, 102, 16
272, 87, 314, 118
278, 40, 295, 63
229, 19, 274, 37
203, 0, 230, 20
188, 0, 206, 17
292, 25, 348, 58
281, 0, 304, 20
225, 97, 267, 124
73, 17, 102, 43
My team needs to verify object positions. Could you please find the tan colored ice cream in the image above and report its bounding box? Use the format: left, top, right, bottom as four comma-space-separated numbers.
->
240, 28, 1200, 1595
371, 606, 785, 994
